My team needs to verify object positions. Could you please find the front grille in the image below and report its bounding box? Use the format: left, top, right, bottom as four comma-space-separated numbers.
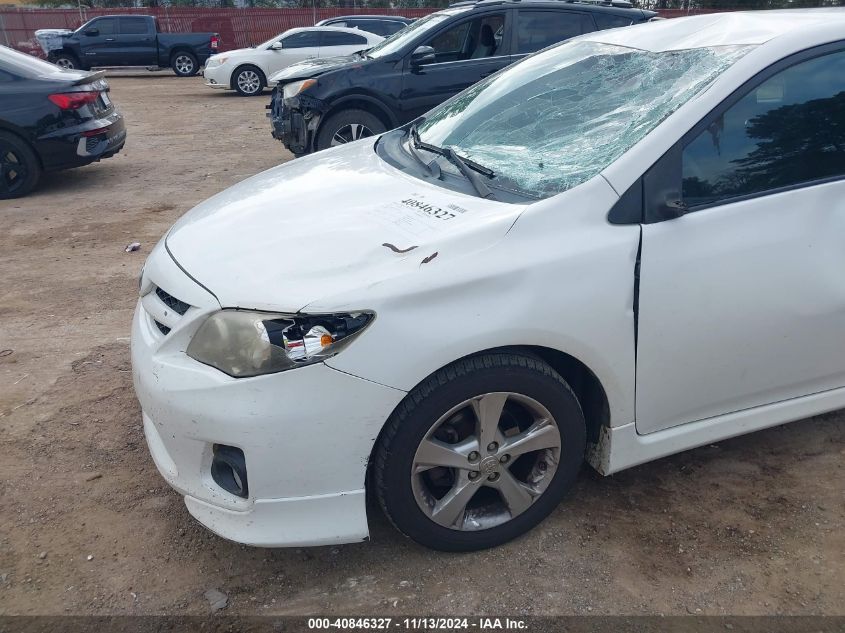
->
154, 320, 171, 336
156, 287, 190, 316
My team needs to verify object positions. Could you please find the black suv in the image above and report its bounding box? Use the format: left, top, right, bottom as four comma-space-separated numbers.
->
270, 0, 655, 155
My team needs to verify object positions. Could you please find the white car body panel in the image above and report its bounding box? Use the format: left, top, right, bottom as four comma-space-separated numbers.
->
203, 26, 382, 90
133, 11, 845, 546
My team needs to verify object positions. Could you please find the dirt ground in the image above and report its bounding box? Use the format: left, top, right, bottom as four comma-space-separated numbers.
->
0, 74, 843, 617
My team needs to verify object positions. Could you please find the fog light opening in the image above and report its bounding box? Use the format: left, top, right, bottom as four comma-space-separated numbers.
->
211, 444, 249, 499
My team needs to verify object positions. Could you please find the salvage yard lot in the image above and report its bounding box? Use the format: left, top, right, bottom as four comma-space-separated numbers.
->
0, 75, 843, 615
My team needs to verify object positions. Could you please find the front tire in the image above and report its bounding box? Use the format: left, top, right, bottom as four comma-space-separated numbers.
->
232, 65, 266, 97
0, 131, 42, 200
374, 352, 586, 551
315, 109, 386, 152
171, 51, 199, 77
52, 52, 80, 70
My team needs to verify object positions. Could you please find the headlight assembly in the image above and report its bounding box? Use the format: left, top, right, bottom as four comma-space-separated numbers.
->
282, 78, 316, 100
186, 310, 373, 378
206, 56, 227, 68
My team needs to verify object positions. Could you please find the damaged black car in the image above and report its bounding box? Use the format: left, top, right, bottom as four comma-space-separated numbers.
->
268, 0, 655, 155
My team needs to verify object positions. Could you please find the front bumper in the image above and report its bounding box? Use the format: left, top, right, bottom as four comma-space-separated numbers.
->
203, 64, 230, 89
131, 242, 406, 547
268, 87, 321, 155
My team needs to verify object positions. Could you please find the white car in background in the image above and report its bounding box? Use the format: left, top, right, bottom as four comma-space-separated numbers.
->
135, 10, 845, 551
203, 26, 383, 96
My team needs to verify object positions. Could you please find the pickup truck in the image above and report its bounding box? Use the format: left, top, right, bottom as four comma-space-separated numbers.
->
42, 15, 219, 77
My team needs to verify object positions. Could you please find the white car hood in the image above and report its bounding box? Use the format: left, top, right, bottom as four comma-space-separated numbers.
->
165, 141, 526, 312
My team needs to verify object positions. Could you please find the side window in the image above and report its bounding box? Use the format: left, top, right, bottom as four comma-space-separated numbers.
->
90, 18, 117, 36
424, 13, 505, 63
282, 31, 321, 49
516, 11, 593, 54
592, 13, 634, 30
682, 49, 845, 207
321, 31, 368, 47
120, 18, 149, 35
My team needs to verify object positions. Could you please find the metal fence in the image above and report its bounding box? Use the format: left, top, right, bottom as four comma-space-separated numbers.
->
0, 5, 725, 56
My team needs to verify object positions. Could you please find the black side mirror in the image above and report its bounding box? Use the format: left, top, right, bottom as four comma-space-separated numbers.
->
84, 28, 99, 37
410, 45, 436, 68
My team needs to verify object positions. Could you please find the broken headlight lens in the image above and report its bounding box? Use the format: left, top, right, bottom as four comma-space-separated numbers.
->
186, 310, 373, 378
282, 78, 316, 100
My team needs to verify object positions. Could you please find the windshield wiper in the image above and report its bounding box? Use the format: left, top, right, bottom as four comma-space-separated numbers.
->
409, 124, 496, 199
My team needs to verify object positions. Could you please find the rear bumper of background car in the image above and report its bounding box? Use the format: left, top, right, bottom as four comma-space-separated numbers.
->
37, 111, 126, 171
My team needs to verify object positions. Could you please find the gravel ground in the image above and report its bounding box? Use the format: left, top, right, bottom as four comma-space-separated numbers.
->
0, 74, 843, 617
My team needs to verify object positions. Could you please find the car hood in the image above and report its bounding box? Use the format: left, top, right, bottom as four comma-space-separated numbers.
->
268, 54, 363, 84
165, 141, 526, 312
209, 47, 259, 62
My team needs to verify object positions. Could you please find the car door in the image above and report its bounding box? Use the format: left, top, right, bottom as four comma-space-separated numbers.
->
510, 9, 595, 63
269, 30, 320, 75
635, 45, 845, 434
78, 17, 120, 67
398, 11, 511, 122
318, 30, 370, 58
118, 17, 156, 66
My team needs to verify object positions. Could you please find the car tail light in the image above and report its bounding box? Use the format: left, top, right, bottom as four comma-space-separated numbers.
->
48, 91, 99, 110
210, 35, 220, 51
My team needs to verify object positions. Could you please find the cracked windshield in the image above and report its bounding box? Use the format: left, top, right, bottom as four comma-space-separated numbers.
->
417, 40, 753, 199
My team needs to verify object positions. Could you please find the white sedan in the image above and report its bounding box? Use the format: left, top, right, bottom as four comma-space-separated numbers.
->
203, 26, 383, 96
133, 10, 845, 551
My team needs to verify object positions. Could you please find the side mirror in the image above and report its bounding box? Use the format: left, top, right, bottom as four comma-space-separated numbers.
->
84, 28, 99, 37
270, 41, 284, 50
410, 45, 436, 68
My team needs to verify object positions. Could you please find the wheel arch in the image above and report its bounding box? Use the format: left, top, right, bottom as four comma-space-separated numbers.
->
169, 46, 196, 63
320, 94, 398, 134
0, 124, 43, 170
229, 63, 266, 90
365, 344, 610, 489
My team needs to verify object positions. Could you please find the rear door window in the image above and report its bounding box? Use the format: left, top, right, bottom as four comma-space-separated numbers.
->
516, 10, 594, 54
592, 13, 634, 30
120, 17, 149, 35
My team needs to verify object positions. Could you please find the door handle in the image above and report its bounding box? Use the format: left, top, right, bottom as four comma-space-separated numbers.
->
105, 37, 116, 42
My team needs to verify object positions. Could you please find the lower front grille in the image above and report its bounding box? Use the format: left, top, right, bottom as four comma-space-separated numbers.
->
156, 287, 190, 315
154, 320, 171, 336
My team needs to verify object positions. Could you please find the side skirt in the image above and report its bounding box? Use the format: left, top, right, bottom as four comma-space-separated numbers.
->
587, 385, 845, 475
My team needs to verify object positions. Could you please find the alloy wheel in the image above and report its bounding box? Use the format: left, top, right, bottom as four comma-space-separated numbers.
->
237, 70, 261, 95
0, 145, 30, 197
411, 392, 562, 531
175, 55, 195, 75
55, 57, 75, 70
330, 123, 374, 146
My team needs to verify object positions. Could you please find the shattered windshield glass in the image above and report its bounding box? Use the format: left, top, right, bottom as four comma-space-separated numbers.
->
416, 41, 753, 199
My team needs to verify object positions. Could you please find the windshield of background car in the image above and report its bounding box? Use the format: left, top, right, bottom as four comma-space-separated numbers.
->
416, 40, 754, 199
365, 9, 467, 59
258, 31, 289, 49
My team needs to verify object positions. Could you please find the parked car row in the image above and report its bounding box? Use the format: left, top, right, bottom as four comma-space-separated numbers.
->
265, 0, 657, 154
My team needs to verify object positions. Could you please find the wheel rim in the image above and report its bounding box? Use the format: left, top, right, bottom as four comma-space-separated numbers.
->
175, 55, 194, 74
411, 392, 562, 531
55, 57, 74, 70
0, 145, 29, 196
330, 123, 374, 146
237, 70, 260, 94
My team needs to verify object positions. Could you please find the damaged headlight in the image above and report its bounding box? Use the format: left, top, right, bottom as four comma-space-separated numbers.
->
282, 78, 316, 100
186, 310, 373, 378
